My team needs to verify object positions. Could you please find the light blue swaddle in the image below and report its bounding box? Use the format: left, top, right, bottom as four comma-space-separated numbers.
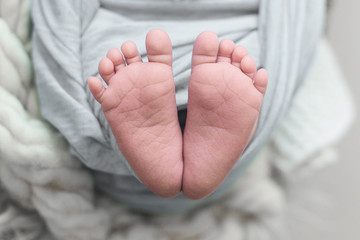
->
32, 0, 326, 213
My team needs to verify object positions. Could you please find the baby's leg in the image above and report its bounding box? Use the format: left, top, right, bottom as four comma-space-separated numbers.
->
88, 30, 183, 198
183, 32, 268, 200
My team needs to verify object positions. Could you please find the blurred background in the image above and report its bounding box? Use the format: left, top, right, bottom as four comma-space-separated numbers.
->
290, 1, 360, 239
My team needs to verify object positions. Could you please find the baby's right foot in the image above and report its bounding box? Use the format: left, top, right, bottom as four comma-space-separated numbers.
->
88, 30, 183, 198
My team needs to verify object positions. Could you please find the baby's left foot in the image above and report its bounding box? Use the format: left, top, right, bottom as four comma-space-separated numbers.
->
183, 32, 268, 200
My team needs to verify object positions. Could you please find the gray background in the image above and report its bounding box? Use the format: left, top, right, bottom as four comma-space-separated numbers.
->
291, 1, 360, 239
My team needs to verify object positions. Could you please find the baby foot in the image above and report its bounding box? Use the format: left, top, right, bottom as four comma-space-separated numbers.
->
183, 31, 268, 200
88, 29, 183, 198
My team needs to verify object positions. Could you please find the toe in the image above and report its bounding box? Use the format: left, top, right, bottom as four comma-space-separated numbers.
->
191, 31, 219, 68
106, 48, 125, 72
98, 57, 115, 84
121, 41, 143, 65
146, 29, 173, 66
217, 39, 235, 63
253, 68, 268, 95
231, 45, 247, 68
240, 55, 257, 79
88, 77, 105, 103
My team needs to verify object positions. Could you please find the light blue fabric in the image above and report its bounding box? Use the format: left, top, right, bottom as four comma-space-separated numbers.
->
32, 0, 326, 213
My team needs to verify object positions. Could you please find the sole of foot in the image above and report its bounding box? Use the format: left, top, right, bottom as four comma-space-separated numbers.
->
88, 29, 183, 198
183, 31, 268, 200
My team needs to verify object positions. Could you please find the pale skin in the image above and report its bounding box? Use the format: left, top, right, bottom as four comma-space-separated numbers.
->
88, 29, 268, 200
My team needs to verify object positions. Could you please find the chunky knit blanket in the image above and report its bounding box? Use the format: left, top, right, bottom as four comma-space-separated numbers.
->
0, 0, 354, 239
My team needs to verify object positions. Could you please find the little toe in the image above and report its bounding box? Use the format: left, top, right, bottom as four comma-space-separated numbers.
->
231, 45, 247, 68
88, 77, 106, 103
191, 31, 219, 67
98, 57, 115, 84
217, 39, 235, 63
253, 68, 268, 95
121, 41, 143, 65
146, 29, 173, 66
106, 48, 125, 72
240, 55, 257, 79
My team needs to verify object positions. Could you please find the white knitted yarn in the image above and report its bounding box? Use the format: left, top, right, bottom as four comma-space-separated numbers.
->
0, 1, 354, 240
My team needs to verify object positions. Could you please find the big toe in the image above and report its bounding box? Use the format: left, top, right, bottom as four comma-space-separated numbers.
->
191, 31, 219, 67
146, 29, 173, 66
